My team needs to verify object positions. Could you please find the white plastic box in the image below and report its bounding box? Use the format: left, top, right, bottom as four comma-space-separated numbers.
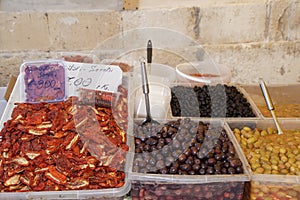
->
133, 82, 171, 120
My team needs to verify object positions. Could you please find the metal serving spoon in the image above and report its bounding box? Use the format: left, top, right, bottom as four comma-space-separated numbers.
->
259, 79, 283, 134
140, 58, 159, 126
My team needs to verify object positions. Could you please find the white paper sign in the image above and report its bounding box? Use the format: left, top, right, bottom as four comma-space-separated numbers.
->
65, 62, 122, 96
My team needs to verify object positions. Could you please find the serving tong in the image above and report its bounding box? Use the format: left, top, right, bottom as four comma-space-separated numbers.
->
259, 79, 283, 134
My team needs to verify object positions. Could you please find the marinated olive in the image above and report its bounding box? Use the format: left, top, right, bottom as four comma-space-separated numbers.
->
171, 84, 255, 117
134, 118, 244, 176
233, 127, 300, 175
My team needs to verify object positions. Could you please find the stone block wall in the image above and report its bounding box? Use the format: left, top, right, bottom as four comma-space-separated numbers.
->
0, 0, 299, 86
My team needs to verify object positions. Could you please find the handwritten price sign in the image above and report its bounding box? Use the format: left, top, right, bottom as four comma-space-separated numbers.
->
65, 62, 123, 96
21, 61, 67, 103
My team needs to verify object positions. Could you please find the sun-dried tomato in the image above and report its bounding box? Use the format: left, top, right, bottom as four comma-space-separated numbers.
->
0, 88, 128, 192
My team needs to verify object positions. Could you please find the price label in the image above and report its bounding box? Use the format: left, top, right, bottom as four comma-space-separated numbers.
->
21, 61, 66, 102
65, 62, 123, 96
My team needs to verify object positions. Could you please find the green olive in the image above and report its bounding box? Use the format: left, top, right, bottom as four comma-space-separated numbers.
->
232, 126, 300, 176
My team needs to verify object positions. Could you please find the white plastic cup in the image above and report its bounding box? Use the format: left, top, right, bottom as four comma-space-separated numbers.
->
134, 63, 176, 87
134, 83, 171, 120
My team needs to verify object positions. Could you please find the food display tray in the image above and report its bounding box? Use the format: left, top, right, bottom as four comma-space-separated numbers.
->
169, 83, 261, 120
129, 119, 250, 200
0, 74, 132, 199
226, 119, 300, 200
241, 84, 300, 119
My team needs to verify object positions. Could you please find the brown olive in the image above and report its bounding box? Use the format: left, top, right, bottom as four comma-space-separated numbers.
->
185, 156, 194, 165
134, 119, 244, 175
178, 153, 187, 163
206, 166, 214, 174
228, 167, 236, 174
184, 148, 192, 157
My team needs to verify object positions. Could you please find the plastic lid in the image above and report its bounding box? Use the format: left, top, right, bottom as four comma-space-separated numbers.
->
176, 61, 231, 84
20, 60, 67, 103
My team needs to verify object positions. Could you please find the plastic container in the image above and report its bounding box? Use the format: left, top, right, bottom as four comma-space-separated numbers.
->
100, 59, 134, 73
56, 52, 100, 64
134, 83, 171, 120
133, 63, 176, 88
241, 84, 300, 119
226, 120, 300, 200
0, 87, 7, 119
20, 60, 67, 103
176, 61, 231, 85
130, 119, 250, 200
0, 68, 131, 199
169, 83, 260, 119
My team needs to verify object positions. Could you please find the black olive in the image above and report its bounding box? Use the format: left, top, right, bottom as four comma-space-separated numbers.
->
207, 158, 217, 166
199, 168, 206, 175
169, 166, 178, 174
192, 164, 200, 171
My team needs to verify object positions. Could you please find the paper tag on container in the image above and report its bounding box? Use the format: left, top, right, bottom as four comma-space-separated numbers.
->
65, 62, 123, 96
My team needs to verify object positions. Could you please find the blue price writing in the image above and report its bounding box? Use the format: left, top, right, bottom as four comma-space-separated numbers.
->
67, 64, 81, 71
68, 77, 92, 87
28, 79, 57, 90
89, 65, 113, 73
96, 84, 109, 91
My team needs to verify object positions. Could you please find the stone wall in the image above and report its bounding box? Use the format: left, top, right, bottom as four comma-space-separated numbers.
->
0, 0, 299, 86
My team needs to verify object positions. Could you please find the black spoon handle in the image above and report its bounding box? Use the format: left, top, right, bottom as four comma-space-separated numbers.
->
147, 40, 152, 64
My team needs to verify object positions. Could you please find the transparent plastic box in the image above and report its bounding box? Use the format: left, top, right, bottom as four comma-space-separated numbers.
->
55, 52, 100, 64
241, 84, 300, 119
169, 83, 261, 119
176, 61, 231, 86
226, 119, 300, 200
0, 87, 6, 119
133, 63, 177, 88
0, 65, 132, 199
129, 119, 250, 200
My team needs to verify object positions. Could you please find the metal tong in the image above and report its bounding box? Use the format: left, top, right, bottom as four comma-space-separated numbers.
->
259, 79, 283, 134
